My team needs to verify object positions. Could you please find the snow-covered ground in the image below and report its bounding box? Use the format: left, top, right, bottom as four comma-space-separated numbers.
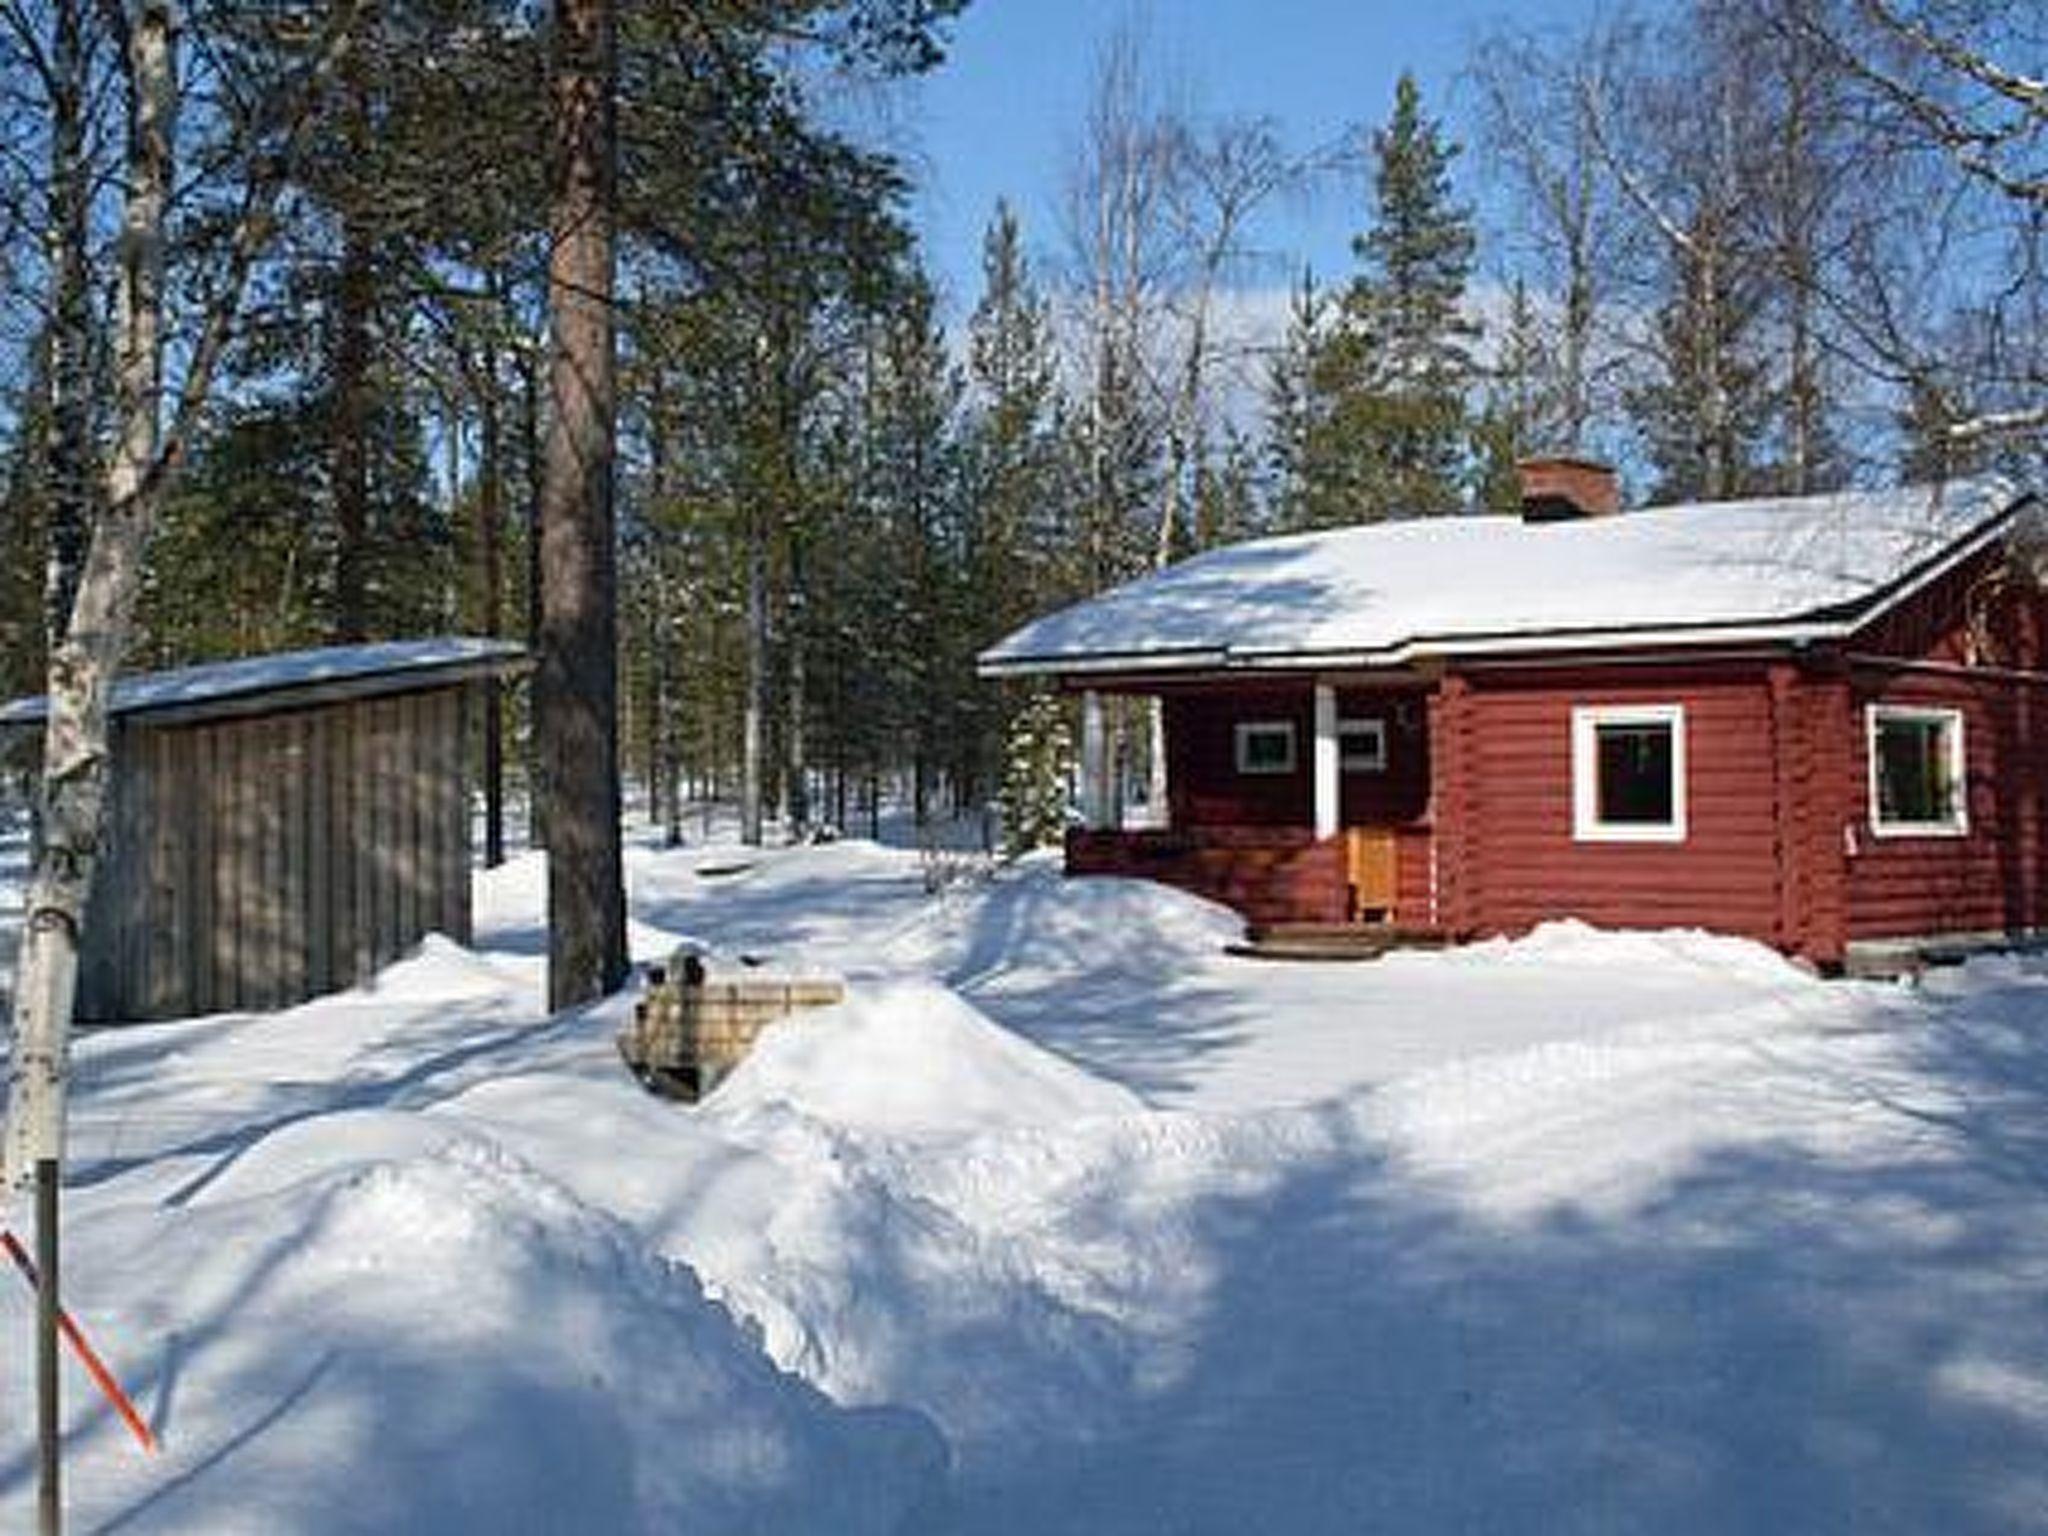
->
5, 826, 2048, 1531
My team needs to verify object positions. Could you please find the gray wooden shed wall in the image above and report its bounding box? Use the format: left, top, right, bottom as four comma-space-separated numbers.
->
79, 683, 471, 1022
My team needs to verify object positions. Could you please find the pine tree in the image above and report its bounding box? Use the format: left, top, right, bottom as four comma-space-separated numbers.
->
962, 201, 1070, 808
862, 270, 966, 822
536, 0, 628, 1008
964, 201, 1065, 631
1263, 267, 1337, 530
1311, 73, 1481, 521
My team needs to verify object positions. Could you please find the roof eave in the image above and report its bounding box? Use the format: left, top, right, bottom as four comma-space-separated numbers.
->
976, 647, 1226, 680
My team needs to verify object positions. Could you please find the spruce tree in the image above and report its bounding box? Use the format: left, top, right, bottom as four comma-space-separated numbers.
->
964, 201, 1070, 816
1311, 73, 1480, 521
965, 201, 1064, 631
998, 685, 1074, 857
1263, 268, 1337, 531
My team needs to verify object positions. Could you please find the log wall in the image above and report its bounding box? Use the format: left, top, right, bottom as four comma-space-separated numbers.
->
1447, 661, 1785, 947
1067, 826, 1350, 926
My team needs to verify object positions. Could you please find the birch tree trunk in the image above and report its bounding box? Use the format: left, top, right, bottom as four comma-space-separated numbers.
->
535, 0, 627, 1008
4, 0, 176, 1189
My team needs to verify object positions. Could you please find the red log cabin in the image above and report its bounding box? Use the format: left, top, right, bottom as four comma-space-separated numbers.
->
979, 466, 2048, 971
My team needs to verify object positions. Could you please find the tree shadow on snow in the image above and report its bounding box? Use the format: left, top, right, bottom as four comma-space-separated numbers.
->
942, 870, 1255, 1101
911, 967, 2048, 1534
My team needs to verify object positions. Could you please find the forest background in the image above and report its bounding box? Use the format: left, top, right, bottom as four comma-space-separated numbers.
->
0, 0, 2040, 975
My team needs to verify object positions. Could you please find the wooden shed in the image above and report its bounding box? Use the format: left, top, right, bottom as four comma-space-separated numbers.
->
980, 472, 2048, 971
0, 638, 526, 1022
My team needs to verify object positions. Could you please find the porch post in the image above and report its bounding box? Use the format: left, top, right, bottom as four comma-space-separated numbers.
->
1081, 688, 1109, 830
1313, 681, 1339, 840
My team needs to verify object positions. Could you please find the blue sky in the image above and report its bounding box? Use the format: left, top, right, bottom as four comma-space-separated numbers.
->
903, 0, 1602, 318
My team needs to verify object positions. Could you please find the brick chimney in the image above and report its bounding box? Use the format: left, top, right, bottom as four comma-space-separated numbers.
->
1517, 456, 1620, 522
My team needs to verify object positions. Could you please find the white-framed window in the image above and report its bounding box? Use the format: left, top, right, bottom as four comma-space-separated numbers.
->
1867, 705, 1968, 837
1571, 704, 1687, 843
1338, 716, 1388, 772
1234, 720, 1296, 775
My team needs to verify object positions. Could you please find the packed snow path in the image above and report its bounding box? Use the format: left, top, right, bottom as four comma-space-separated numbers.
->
3, 832, 2045, 1531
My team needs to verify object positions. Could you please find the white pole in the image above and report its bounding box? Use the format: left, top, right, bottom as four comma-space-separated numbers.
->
1313, 682, 1339, 841
1081, 689, 1108, 830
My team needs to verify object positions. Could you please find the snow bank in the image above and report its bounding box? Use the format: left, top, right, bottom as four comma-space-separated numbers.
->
24, 831, 2048, 1534
1449, 918, 1823, 986
707, 979, 1143, 1138
56, 1123, 942, 1535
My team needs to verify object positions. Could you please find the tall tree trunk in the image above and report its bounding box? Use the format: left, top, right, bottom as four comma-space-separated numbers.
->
645, 383, 681, 846
330, 42, 373, 643
784, 531, 808, 835
535, 0, 625, 1009
523, 346, 545, 846
42, 0, 92, 659
7, 0, 177, 1192
479, 331, 505, 867
657, 596, 681, 846
741, 521, 765, 845
5, 0, 349, 1185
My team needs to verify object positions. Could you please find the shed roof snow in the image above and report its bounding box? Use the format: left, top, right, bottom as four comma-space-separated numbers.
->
0, 637, 528, 727
979, 478, 2034, 676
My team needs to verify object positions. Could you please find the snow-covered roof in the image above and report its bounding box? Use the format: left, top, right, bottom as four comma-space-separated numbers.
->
0, 637, 528, 726
980, 478, 2034, 676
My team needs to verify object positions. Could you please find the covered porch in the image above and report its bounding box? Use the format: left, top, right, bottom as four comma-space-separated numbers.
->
1065, 674, 1442, 932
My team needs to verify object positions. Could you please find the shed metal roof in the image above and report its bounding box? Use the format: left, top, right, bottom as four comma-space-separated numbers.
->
0, 637, 528, 728
979, 478, 2036, 677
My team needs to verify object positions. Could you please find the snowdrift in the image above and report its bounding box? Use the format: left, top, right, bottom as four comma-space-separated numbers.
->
706, 978, 1143, 1138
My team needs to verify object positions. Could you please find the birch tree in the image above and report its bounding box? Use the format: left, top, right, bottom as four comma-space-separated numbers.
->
1784, 0, 2046, 456
6, 2, 360, 1183
1471, 21, 1625, 455
1581, 12, 1774, 501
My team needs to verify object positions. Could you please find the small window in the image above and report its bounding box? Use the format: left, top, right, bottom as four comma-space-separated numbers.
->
1339, 717, 1387, 773
1572, 704, 1686, 843
1234, 720, 1296, 775
1868, 706, 1967, 836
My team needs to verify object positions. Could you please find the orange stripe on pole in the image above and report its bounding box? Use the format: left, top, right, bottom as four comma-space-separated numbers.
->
2, 1229, 159, 1456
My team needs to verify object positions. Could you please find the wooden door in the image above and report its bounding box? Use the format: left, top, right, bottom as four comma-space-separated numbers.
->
1345, 827, 1398, 923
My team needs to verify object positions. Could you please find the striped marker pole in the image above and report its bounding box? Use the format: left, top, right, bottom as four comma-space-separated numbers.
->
1, 1229, 158, 1456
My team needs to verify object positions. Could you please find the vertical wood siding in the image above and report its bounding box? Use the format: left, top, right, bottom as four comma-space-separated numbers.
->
78, 684, 476, 1022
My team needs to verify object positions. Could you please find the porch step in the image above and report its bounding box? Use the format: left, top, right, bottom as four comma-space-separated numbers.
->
1227, 923, 1450, 962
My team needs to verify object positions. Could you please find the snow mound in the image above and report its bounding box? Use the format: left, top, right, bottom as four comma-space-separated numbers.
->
902, 861, 1243, 984
336, 932, 533, 1003
122, 1129, 944, 1534
706, 978, 1144, 1137
1452, 918, 1819, 985
1004, 869, 1243, 965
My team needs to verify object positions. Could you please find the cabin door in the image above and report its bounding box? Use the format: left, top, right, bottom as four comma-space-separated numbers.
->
1345, 827, 1398, 924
